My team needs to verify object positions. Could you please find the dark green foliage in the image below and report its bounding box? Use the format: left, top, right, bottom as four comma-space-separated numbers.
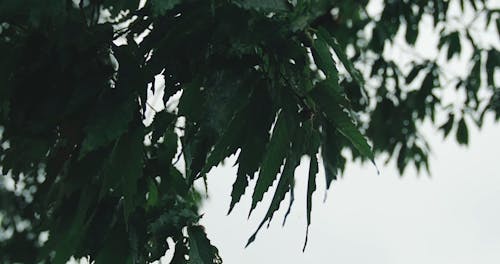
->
187, 225, 222, 264
0, 0, 498, 263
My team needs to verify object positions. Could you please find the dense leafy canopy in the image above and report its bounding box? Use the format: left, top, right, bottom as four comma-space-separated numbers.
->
0, 0, 498, 263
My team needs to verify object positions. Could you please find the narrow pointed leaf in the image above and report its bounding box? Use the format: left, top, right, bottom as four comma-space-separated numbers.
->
311, 37, 338, 81
303, 143, 319, 251
321, 124, 344, 190
202, 104, 250, 174
108, 126, 144, 221
456, 118, 469, 145
311, 83, 374, 162
247, 145, 300, 246
247, 121, 304, 245
229, 113, 273, 214
249, 111, 290, 215
317, 27, 364, 86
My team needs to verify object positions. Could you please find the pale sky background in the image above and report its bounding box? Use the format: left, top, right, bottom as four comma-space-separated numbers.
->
199, 116, 500, 263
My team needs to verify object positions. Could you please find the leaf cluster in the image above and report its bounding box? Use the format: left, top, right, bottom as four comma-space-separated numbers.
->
0, 0, 498, 263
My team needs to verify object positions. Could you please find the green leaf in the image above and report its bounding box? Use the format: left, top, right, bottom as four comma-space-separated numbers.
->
317, 27, 365, 87
247, 124, 303, 246
310, 82, 374, 162
147, 178, 159, 208
456, 118, 469, 145
321, 123, 344, 190
106, 126, 144, 222
150, 110, 176, 143
311, 37, 338, 81
151, 0, 181, 17
447, 31, 461, 60
178, 81, 204, 121
486, 49, 499, 88
303, 125, 320, 251
249, 111, 290, 215
303, 146, 318, 251
95, 222, 133, 264
48, 187, 95, 264
202, 102, 250, 175
80, 99, 135, 158
439, 113, 455, 138
233, 0, 289, 12
406, 64, 426, 84
229, 94, 275, 214
188, 225, 222, 264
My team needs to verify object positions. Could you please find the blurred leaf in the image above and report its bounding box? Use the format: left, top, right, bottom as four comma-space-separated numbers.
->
312, 37, 338, 81
486, 49, 499, 88
439, 113, 455, 138
48, 187, 95, 264
448, 31, 461, 60
234, 0, 289, 12
317, 27, 365, 86
147, 178, 159, 208
151, 0, 181, 16
456, 118, 469, 145
406, 64, 426, 84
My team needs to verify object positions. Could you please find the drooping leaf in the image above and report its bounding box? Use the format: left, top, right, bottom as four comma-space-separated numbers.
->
439, 113, 455, 138
321, 123, 344, 190
202, 101, 251, 174
106, 125, 144, 222
228, 92, 275, 214
246, 123, 303, 246
456, 117, 469, 145
249, 111, 291, 215
311, 82, 374, 163
187, 225, 222, 264
486, 49, 499, 88
311, 37, 338, 81
303, 131, 319, 251
317, 27, 365, 86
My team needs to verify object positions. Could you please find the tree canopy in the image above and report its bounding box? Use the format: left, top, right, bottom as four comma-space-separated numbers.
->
0, 0, 498, 263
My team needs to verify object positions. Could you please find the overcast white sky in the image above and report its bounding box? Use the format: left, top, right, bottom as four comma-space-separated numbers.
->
199, 114, 500, 264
